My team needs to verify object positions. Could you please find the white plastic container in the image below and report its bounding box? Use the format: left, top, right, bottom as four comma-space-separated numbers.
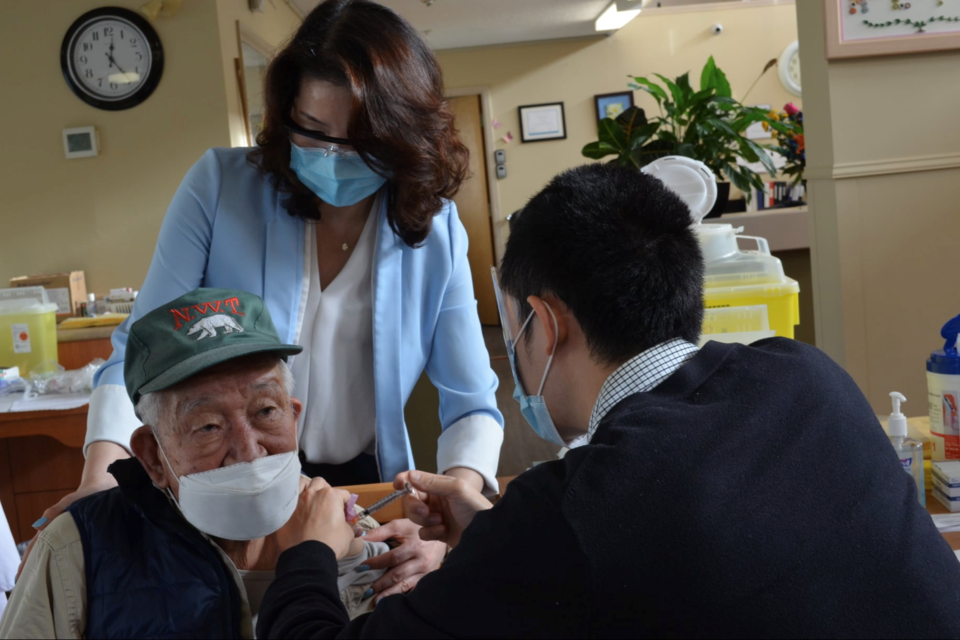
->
641, 156, 800, 341
928, 314, 960, 461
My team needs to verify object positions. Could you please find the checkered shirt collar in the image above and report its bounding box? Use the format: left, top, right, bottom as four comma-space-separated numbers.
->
567, 339, 699, 449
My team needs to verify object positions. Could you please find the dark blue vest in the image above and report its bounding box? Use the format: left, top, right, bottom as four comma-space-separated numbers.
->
68, 459, 243, 639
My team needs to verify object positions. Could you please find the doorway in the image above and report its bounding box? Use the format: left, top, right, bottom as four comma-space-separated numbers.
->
447, 94, 498, 326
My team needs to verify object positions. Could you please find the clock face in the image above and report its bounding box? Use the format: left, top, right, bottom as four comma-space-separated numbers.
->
61, 8, 164, 111
778, 41, 802, 98
788, 52, 801, 86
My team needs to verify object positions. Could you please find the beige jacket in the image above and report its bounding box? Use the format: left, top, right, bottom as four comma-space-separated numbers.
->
0, 512, 387, 639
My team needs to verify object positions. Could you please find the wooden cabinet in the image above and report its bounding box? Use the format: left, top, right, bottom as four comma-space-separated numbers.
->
0, 335, 111, 542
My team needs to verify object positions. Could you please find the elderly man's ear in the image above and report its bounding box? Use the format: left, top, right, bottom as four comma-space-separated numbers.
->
131, 425, 170, 489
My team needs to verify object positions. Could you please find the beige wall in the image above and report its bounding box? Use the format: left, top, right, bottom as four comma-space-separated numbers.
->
0, 0, 301, 297
437, 3, 800, 258
0, 0, 229, 296
797, 2, 960, 413
216, 0, 301, 148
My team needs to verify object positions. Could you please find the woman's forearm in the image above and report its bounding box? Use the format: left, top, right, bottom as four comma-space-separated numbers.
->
82, 441, 130, 485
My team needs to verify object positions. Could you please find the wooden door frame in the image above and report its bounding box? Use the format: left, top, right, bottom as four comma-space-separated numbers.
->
445, 87, 504, 264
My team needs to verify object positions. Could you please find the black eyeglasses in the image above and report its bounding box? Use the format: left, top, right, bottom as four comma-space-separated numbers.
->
284, 117, 353, 146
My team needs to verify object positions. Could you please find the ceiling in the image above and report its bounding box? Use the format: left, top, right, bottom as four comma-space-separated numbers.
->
289, 0, 744, 51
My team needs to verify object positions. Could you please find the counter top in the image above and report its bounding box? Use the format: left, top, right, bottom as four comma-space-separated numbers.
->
57, 325, 116, 343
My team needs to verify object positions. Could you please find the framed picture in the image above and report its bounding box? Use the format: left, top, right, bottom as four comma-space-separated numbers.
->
824, 0, 960, 59
594, 91, 635, 121
518, 102, 566, 143
62, 126, 99, 159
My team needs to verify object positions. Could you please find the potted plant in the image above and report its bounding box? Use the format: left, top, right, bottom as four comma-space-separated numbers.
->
583, 57, 790, 217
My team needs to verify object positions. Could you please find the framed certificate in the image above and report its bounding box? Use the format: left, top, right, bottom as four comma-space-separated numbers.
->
518, 102, 566, 143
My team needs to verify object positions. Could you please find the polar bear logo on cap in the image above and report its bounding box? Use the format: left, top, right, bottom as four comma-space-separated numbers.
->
187, 314, 244, 341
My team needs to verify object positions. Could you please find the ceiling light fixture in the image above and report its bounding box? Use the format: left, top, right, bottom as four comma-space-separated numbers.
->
595, 1, 641, 32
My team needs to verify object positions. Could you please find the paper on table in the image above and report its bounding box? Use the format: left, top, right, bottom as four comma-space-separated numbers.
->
10, 392, 90, 412
931, 513, 960, 533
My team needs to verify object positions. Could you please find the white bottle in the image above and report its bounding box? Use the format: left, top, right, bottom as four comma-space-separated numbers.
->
927, 314, 960, 461
888, 392, 925, 506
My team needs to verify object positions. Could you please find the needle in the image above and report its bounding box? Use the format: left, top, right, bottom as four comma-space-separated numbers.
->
352, 482, 415, 521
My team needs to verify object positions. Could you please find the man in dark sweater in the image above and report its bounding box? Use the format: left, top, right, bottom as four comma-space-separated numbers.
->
259, 164, 960, 638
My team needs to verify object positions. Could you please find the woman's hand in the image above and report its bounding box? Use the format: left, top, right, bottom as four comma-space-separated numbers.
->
398, 470, 493, 549
17, 442, 127, 580
361, 518, 447, 601
275, 477, 356, 559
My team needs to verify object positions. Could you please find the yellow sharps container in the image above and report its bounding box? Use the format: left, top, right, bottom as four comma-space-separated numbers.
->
694, 224, 800, 339
0, 287, 59, 375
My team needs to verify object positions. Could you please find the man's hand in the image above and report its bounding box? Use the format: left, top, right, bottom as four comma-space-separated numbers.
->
276, 477, 356, 559
396, 470, 493, 549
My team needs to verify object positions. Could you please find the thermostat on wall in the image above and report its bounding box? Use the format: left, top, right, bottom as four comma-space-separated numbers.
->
62, 126, 99, 159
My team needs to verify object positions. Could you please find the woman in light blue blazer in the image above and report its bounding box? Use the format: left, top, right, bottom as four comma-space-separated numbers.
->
39, 0, 503, 600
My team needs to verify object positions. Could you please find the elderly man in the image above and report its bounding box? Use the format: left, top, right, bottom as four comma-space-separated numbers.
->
0, 288, 388, 639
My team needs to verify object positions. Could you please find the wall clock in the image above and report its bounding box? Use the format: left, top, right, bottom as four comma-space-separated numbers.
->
778, 40, 801, 97
60, 7, 164, 111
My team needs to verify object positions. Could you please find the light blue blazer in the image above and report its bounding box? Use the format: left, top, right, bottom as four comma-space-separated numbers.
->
91, 148, 504, 486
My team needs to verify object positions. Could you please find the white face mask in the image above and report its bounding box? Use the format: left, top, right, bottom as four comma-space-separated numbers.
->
156, 440, 301, 541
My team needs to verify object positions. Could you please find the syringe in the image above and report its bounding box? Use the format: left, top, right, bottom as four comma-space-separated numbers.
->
348, 482, 415, 522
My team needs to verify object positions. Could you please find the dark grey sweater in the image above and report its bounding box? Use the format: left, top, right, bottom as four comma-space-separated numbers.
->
259, 338, 960, 639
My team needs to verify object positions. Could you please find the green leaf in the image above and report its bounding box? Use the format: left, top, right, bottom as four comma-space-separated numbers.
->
711, 65, 732, 98
742, 138, 778, 176
614, 106, 648, 144
631, 77, 668, 104
628, 122, 660, 150
632, 138, 675, 166
705, 117, 738, 138
658, 129, 679, 143
700, 56, 732, 98
582, 141, 620, 160
675, 72, 694, 103
654, 73, 685, 110
700, 56, 718, 92
597, 117, 629, 152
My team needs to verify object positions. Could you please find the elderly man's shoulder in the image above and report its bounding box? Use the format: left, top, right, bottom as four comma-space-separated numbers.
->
38, 512, 84, 555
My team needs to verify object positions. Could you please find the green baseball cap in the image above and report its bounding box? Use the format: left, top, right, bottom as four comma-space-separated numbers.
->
124, 288, 302, 406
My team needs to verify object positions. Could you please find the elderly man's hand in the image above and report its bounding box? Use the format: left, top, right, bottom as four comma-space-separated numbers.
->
276, 477, 356, 559
361, 519, 447, 601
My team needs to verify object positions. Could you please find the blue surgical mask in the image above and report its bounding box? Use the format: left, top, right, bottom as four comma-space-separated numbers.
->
509, 306, 567, 447
289, 142, 387, 208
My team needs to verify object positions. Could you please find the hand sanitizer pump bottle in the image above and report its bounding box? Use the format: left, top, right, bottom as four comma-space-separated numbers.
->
888, 392, 925, 506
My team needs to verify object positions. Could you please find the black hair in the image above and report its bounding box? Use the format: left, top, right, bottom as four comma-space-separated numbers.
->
498, 163, 704, 366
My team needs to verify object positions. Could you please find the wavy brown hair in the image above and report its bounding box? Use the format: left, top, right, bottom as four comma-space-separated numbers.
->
247, 0, 469, 247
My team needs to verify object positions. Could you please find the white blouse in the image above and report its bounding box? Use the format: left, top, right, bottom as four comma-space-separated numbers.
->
290, 198, 379, 465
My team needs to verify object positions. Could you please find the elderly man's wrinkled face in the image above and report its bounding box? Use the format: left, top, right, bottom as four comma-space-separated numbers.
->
131, 354, 301, 499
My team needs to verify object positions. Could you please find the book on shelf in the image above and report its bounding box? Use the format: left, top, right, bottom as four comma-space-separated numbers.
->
744, 181, 805, 212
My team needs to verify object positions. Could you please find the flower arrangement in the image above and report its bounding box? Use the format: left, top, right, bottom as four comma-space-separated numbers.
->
764, 102, 805, 185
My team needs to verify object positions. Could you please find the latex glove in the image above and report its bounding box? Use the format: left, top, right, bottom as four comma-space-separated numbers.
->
361, 518, 447, 601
